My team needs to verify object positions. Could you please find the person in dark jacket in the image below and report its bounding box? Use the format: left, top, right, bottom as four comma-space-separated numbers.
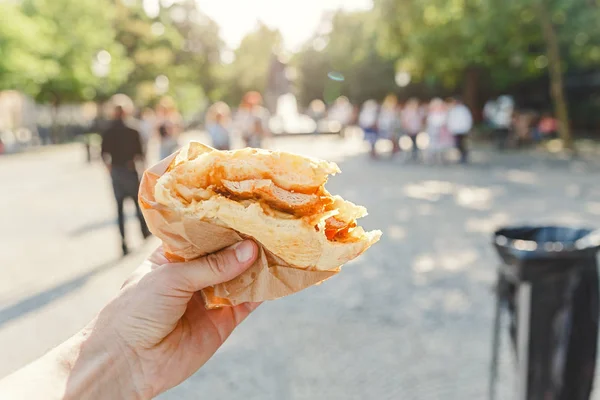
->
101, 105, 151, 256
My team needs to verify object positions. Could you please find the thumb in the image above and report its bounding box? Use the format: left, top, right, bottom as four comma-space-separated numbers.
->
162, 240, 258, 292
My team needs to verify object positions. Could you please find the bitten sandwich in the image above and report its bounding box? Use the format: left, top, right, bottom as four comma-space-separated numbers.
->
140, 142, 381, 307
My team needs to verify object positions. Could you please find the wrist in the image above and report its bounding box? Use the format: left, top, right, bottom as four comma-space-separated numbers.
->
58, 320, 150, 400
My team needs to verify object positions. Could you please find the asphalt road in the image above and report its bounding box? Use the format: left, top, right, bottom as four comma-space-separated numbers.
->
1, 133, 600, 399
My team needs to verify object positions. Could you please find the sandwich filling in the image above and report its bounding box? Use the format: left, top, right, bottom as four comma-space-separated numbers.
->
155, 146, 368, 243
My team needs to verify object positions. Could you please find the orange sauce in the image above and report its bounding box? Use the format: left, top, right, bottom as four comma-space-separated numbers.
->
171, 169, 357, 243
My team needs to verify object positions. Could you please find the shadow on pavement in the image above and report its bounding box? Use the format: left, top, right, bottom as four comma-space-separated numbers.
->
67, 211, 138, 237
0, 258, 120, 329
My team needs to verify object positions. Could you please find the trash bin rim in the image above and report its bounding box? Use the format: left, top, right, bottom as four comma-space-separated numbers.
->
493, 225, 600, 254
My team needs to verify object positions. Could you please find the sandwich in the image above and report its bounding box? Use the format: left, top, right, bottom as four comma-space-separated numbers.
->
140, 142, 381, 308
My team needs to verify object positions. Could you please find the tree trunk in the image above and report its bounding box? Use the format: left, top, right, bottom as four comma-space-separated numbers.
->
537, 0, 574, 150
50, 103, 60, 144
462, 66, 482, 122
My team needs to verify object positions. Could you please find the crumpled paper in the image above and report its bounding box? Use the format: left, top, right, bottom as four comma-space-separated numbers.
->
139, 151, 338, 309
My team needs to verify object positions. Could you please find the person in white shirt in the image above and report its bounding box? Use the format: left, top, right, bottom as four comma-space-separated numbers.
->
493, 95, 515, 149
483, 99, 497, 128
446, 97, 473, 164
378, 94, 401, 154
426, 98, 449, 163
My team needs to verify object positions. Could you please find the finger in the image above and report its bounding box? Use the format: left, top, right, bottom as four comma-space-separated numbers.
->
160, 240, 258, 292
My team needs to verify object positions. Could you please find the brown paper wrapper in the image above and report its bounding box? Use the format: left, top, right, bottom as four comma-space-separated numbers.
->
139, 152, 338, 309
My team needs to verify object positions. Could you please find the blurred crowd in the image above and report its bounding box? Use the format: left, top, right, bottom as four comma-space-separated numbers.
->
131, 91, 271, 161
0, 88, 562, 164
191, 93, 475, 164
354, 95, 473, 163
483, 95, 560, 149
103, 92, 478, 164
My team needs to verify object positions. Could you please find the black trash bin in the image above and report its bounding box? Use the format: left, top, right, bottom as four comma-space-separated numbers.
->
489, 226, 600, 400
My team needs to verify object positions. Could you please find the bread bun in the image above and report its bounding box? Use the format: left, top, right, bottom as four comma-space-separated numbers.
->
154, 142, 381, 271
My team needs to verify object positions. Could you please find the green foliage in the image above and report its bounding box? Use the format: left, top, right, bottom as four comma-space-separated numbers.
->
16, 0, 132, 104
113, 0, 222, 109
376, 0, 519, 88
112, 0, 173, 105
170, 0, 222, 102
373, 0, 600, 90
0, 0, 222, 112
0, 3, 54, 96
2, 0, 599, 120
215, 23, 282, 106
295, 48, 331, 106
294, 10, 396, 107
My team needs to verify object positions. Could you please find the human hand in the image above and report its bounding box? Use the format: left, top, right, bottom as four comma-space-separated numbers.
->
86, 240, 260, 399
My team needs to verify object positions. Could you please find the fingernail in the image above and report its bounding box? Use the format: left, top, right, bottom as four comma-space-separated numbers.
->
234, 240, 254, 263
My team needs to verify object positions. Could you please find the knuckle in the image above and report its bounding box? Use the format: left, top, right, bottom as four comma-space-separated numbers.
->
120, 260, 158, 290
155, 263, 179, 285
149, 264, 187, 293
139, 268, 161, 289
205, 252, 229, 277
141, 264, 170, 289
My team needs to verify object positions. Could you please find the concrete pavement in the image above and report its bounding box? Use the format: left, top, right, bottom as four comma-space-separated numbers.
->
1, 133, 600, 399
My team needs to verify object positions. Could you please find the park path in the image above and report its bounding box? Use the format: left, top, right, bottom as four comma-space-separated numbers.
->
1, 133, 600, 399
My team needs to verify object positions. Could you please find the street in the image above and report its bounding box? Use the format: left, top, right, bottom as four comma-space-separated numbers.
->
2, 133, 600, 399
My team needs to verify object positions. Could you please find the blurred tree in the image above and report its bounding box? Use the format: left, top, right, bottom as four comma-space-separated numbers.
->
295, 47, 331, 107
532, 0, 600, 149
216, 23, 282, 106
294, 11, 396, 108
19, 0, 131, 105
3, 0, 132, 142
4, 0, 598, 144
112, 0, 181, 106
374, 0, 534, 117
537, 0, 571, 148
113, 0, 223, 115
374, 0, 600, 146
0, 3, 54, 96
170, 0, 222, 104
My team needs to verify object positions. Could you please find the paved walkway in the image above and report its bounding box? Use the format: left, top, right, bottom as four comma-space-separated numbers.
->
1, 134, 600, 399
